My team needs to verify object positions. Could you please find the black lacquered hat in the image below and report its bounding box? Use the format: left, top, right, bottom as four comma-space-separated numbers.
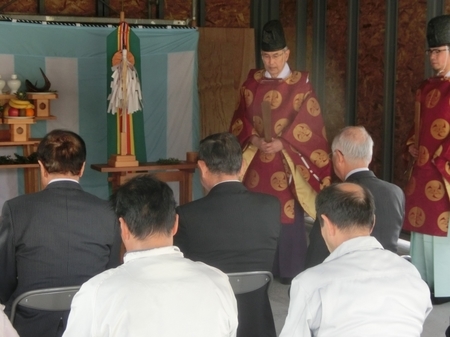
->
427, 15, 450, 48
261, 20, 287, 52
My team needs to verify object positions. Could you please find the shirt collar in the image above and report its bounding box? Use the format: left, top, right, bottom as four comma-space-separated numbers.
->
345, 167, 370, 180
324, 236, 383, 263
48, 178, 80, 185
264, 62, 291, 79
124, 246, 183, 263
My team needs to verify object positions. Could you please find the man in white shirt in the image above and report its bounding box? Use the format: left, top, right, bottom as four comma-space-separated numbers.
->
63, 175, 238, 337
280, 182, 432, 337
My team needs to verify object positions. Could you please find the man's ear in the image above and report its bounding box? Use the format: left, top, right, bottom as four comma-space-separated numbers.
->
79, 162, 86, 178
321, 214, 336, 237
119, 217, 131, 241
172, 214, 179, 236
197, 160, 208, 177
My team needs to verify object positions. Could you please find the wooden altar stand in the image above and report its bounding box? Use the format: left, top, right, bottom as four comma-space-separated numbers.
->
91, 161, 198, 205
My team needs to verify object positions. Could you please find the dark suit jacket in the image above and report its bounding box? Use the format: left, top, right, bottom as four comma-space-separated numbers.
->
0, 181, 121, 337
174, 181, 280, 337
305, 170, 405, 268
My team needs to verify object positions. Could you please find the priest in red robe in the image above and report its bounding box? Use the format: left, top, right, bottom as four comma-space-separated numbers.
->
229, 20, 331, 283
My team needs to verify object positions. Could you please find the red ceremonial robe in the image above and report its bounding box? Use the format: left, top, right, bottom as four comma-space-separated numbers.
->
404, 76, 450, 236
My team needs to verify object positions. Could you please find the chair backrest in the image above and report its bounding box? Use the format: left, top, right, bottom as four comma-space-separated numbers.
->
227, 271, 273, 295
10, 286, 80, 324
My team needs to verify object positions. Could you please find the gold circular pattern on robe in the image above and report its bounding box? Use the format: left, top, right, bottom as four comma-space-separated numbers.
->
271, 171, 288, 191
320, 176, 332, 190
263, 90, 283, 109
253, 116, 263, 135
274, 118, 289, 135
284, 199, 295, 219
247, 169, 260, 188
260, 152, 276, 163
293, 123, 313, 142
425, 89, 441, 108
296, 165, 311, 181
446, 161, 450, 176
244, 89, 253, 107
293, 93, 305, 112
430, 118, 450, 140
425, 180, 446, 201
286, 72, 302, 85
408, 206, 426, 227
254, 70, 264, 81
437, 211, 450, 232
404, 177, 416, 196
416, 146, 429, 166
306, 97, 321, 117
231, 119, 244, 136
310, 149, 329, 168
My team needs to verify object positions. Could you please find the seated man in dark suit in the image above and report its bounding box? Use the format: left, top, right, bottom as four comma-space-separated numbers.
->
0, 129, 121, 337
174, 132, 281, 337
305, 126, 405, 268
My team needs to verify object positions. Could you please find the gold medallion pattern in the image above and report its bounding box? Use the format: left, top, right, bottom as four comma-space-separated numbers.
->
254, 70, 264, 81
284, 199, 295, 219
430, 118, 450, 140
310, 149, 329, 168
404, 177, 416, 196
263, 90, 282, 109
416, 146, 429, 166
408, 206, 426, 227
425, 180, 445, 201
293, 123, 313, 142
260, 152, 275, 163
247, 169, 260, 188
271, 171, 288, 191
274, 118, 289, 135
446, 162, 450, 176
425, 89, 441, 108
253, 116, 263, 135
286, 72, 302, 85
320, 176, 331, 190
293, 93, 305, 111
244, 89, 253, 107
306, 97, 321, 117
437, 211, 450, 232
297, 165, 310, 181
231, 119, 244, 136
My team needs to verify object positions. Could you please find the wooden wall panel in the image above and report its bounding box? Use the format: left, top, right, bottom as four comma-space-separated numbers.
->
1, 0, 37, 13
395, 0, 427, 187
357, 1, 386, 177
164, 0, 192, 21
204, 0, 250, 27
197, 28, 255, 138
324, 0, 347, 142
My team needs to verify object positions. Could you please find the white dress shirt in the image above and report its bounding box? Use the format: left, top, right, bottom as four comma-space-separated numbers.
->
0, 305, 19, 337
280, 236, 432, 337
63, 246, 238, 337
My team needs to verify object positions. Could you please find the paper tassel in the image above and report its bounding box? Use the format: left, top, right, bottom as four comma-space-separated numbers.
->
107, 49, 143, 114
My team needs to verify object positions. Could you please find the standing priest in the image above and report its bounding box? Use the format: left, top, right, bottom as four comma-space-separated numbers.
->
229, 19, 331, 283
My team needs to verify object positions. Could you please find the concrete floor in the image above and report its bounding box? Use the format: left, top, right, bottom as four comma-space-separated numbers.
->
269, 234, 450, 336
